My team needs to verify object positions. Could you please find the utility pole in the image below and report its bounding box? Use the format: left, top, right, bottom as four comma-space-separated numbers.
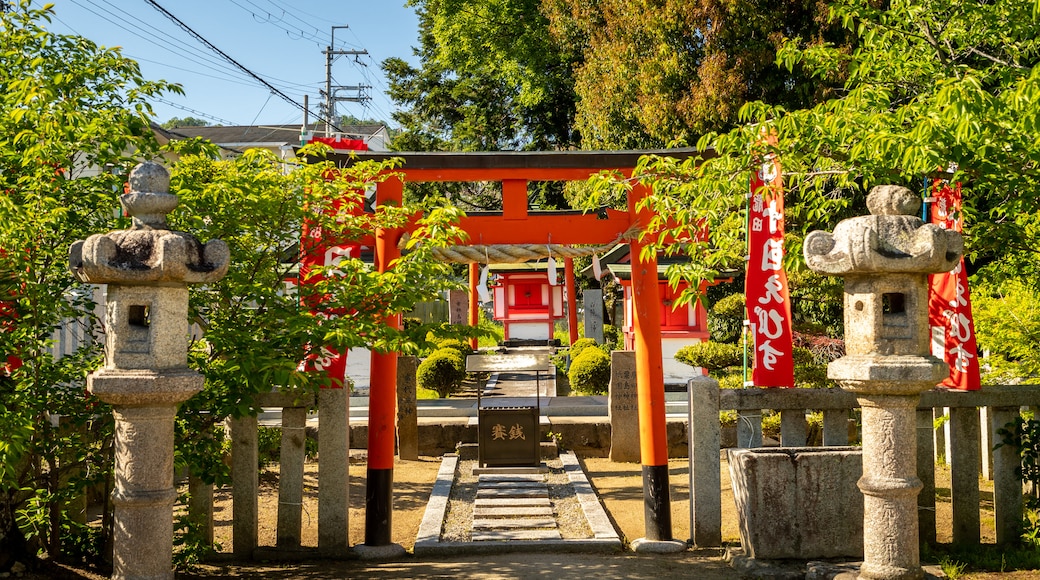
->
322, 26, 371, 136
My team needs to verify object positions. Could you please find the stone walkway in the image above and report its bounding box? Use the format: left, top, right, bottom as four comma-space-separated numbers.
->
471, 473, 560, 541
413, 451, 622, 555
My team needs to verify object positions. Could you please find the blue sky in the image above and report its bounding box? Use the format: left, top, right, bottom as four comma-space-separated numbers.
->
44, 1, 421, 128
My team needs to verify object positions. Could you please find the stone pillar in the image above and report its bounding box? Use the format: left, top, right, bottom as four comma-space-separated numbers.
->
318, 387, 350, 554
187, 474, 213, 546
950, 406, 981, 545
992, 406, 1024, 545
397, 356, 419, 461
805, 185, 962, 580
779, 409, 808, 447
916, 409, 936, 546
230, 415, 258, 557
608, 351, 639, 463
584, 289, 605, 344
688, 376, 721, 547
737, 411, 763, 448
276, 406, 308, 549
823, 409, 850, 446
71, 162, 229, 580
447, 289, 468, 325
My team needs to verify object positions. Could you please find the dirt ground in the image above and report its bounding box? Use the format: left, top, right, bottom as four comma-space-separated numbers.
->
209, 454, 995, 550
22, 454, 1038, 579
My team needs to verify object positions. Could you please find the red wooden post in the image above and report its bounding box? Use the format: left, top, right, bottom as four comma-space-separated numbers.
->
629, 183, 672, 541
565, 257, 578, 346
469, 262, 480, 351
365, 176, 403, 546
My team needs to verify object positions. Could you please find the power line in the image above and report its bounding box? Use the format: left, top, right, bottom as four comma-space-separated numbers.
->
144, 0, 338, 132
71, 0, 249, 81
151, 96, 236, 126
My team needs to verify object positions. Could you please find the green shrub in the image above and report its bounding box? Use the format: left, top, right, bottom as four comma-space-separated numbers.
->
569, 337, 599, 361
717, 370, 747, 389
417, 348, 467, 398
568, 347, 611, 395
793, 346, 836, 389
675, 341, 744, 371
708, 292, 745, 343
603, 324, 622, 350
436, 338, 473, 356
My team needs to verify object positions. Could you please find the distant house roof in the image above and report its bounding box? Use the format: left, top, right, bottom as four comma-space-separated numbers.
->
166, 123, 388, 151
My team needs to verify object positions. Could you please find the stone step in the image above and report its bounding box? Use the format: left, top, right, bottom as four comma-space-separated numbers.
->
474, 497, 551, 508
472, 517, 557, 529
472, 529, 562, 541
477, 480, 546, 489
473, 506, 554, 518
476, 478, 544, 486
475, 488, 549, 499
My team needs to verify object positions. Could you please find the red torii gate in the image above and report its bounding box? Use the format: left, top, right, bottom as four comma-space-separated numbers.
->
328, 149, 706, 548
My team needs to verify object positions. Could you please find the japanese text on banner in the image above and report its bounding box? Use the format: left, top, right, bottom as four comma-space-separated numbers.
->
927, 180, 980, 390
745, 155, 794, 388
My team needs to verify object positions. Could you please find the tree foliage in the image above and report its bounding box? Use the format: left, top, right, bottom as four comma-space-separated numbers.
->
0, 0, 178, 563
161, 116, 210, 129
583, 0, 1040, 306
972, 278, 1040, 382
384, 0, 580, 210
543, 0, 851, 148
386, 0, 579, 152
167, 141, 474, 490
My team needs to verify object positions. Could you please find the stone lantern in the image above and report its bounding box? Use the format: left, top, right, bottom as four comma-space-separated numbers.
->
70, 162, 228, 580
804, 185, 962, 580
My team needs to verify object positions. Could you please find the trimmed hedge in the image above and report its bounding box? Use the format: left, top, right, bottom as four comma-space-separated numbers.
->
674, 341, 744, 371
569, 337, 599, 361
417, 348, 466, 398
434, 338, 473, 358
708, 292, 745, 343
568, 347, 611, 396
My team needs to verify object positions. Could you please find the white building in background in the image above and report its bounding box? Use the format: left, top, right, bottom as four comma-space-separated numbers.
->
167, 123, 390, 159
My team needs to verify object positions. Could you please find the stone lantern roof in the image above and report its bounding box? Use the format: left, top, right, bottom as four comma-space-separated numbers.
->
70, 162, 229, 285
803, 185, 962, 275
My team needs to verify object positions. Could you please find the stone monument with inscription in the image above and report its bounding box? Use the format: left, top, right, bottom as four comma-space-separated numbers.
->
71, 162, 229, 580
804, 184, 962, 580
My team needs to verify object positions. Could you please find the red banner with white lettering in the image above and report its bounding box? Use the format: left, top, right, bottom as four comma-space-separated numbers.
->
745, 155, 795, 388
296, 193, 364, 389
927, 180, 981, 390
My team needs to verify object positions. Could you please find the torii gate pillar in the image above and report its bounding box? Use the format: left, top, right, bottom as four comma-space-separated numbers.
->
361, 176, 405, 556
628, 184, 681, 550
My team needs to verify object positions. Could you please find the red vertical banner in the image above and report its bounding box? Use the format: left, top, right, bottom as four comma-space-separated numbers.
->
0, 248, 20, 375
745, 154, 795, 388
927, 180, 981, 390
297, 194, 363, 389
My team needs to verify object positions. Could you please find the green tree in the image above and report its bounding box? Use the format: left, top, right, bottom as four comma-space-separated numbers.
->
971, 278, 1040, 383
0, 1, 178, 563
161, 116, 210, 129
166, 142, 477, 540
387, 0, 578, 152
584, 0, 1040, 306
384, 0, 579, 210
543, 0, 851, 149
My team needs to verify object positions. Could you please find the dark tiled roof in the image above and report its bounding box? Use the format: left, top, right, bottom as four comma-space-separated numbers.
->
167, 123, 385, 145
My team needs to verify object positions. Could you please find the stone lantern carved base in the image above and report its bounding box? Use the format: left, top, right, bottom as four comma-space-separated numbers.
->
89, 369, 204, 406
89, 370, 204, 580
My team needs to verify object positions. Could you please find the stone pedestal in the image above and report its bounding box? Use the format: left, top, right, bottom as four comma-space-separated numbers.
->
728, 446, 863, 559
805, 185, 962, 580
71, 162, 229, 580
